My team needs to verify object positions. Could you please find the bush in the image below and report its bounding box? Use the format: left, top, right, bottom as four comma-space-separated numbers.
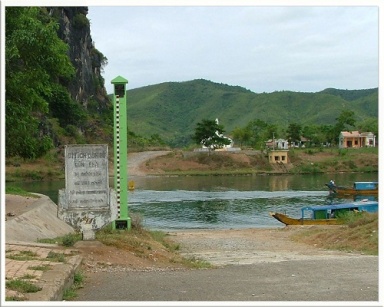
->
72, 13, 89, 29
130, 213, 144, 231
62, 233, 76, 247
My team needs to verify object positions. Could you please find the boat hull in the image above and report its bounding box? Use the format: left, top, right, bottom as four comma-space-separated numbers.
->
331, 189, 378, 196
269, 212, 342, 226
325, 183, 378, 196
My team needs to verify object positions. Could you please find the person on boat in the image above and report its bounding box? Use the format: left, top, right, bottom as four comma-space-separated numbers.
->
329, 179, 336, 188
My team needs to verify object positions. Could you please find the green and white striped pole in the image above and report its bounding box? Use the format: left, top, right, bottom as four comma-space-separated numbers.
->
111, 76, 131, 230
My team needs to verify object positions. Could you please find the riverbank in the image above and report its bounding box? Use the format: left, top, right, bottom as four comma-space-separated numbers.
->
4, 153, 378, 301
5, 147, 379, 182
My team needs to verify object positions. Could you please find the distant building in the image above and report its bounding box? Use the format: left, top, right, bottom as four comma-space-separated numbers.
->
268, 150, 289, 164
265, 138, 288, 150
339, 131, 376, 148
290, 136, 310, 148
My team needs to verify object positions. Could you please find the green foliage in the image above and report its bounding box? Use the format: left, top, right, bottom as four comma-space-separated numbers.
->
127, 80, 377, 148
48, 84, 87, 127
72, 12, 89, 29
7, 250, 39, 261
286, 123, 302, 144
62, 271, 85, 301
232, 126, 251, 147
37, 233, 81, 246
27, 264, 52, 271
320, 88, 377, 101
242, 119, 277, 149
61, 233, 77, 247
356, 117, 378, 137
5, 186, 39, 198
46, 251, 66, 262
5, 7, 75, 159
128, 130, 167, 150
6, 279, 42, 293
193, 119, 231, 151
4, 6, 378, 155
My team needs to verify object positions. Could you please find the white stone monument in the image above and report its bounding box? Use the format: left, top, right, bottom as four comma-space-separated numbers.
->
58, 144, 117, 238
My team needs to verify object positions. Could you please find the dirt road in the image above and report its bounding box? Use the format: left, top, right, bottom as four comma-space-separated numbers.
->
76, 226, 378, 302
169, 227, 375, 265
128, 150, 171, 176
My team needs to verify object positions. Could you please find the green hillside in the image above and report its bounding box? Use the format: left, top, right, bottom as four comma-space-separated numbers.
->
125, 79, 378, 147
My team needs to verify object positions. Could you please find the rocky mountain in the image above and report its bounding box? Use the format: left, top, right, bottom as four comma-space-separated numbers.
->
48, 6, 109, 110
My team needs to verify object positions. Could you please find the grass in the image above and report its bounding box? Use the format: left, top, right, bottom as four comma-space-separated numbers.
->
5, 186, 40, 198
6, 279, 42, 294
7, 249, 70, 263
95, 221, 214, 269
20, 274, 36, 280
46, 251, 67, 262
6, 250, 39, 261
28, 264, 53, 271
290, 212, 378, 255
62, 271, 85, 301
37, 232, 82, 247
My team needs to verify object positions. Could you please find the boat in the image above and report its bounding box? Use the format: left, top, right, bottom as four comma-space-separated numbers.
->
269, 200, 378, 226
325, 181, 378, 196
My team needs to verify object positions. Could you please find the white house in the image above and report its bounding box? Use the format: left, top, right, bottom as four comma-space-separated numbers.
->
265, 138, 289, 150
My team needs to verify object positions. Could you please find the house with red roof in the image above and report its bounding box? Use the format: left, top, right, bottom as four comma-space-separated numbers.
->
338, 131, 376, 148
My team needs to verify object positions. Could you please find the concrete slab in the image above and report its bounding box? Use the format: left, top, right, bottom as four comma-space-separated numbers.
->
6, 194, 75, 242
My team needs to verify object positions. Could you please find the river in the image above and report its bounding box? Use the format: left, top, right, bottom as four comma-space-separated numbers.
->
7, 172, 378, 230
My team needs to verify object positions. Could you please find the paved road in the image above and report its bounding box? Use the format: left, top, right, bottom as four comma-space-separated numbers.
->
76, 256, 378, 302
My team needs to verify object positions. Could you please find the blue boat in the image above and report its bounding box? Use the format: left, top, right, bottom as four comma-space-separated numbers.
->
270, 200, 378, 226
325, 181, 378, 196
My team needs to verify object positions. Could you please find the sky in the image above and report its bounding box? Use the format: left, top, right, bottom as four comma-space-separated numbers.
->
87, 4, 379, 94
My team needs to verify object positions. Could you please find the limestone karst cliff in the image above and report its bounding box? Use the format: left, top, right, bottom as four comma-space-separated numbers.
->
48, 6, 109, 111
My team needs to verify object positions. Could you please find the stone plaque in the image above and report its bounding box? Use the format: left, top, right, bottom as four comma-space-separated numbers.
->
65, 145, 109, 208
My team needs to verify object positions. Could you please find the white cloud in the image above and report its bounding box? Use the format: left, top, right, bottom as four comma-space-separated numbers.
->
88, 5, 379, 93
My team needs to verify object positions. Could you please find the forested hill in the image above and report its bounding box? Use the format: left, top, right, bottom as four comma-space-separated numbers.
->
5, 7, 378, 158
126, 79, 378, 146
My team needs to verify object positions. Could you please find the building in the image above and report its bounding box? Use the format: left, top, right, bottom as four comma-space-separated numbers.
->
338, 131, 376, 148
265, 138, 289, 150
268, 150, 289, 164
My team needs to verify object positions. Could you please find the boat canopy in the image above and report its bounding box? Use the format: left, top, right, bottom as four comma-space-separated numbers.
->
353, 182, 378, 190
301, 201, 378, 219
301, 200, 378, 212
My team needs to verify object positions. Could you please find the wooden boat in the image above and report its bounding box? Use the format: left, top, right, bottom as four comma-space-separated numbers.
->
325, 181, 378, 196
270, 200, 378, 226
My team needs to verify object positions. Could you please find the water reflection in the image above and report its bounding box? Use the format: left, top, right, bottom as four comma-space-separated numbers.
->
7, 172, 378, 230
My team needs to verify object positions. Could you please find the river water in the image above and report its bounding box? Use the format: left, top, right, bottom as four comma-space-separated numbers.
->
7, 172, 378, 230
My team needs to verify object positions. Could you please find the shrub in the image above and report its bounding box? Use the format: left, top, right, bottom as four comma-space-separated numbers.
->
130, 213, 144, 231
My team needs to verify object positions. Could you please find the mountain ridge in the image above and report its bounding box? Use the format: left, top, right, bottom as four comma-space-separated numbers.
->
124, 79, 377, 147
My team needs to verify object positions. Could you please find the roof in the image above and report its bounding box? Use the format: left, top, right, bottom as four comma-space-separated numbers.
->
340, 131, 375, 138
340, 131, 361, 137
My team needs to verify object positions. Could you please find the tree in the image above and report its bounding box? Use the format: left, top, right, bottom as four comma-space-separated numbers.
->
5, 7, 75, 158
286, 123, 302, 145
193, 119, 231, 152
232, 127, 251, 148
335, 110, 356, 131
356, 118, 378, 137
332, 110, 356, 144
244, 119, 275, 149
302, 124, 331, 147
